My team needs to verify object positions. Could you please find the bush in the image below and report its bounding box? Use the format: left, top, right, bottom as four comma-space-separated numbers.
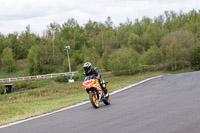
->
77, 65, 84, 81
42, 65, 55, 74
28, 80, 54, 89
54, 75, 69, 82
161, 30, 195, 70
138, 64, 165, 72
191, 44, 200, 70
141, 45, 163, 65
73, 74, 79, 81
102, 46, 112, 71
165, 39, 191, 70
28, 46, 43, 75
14, 82, 29, 91
108, 47, 140, 75
62, 58, 69, 72
1, 47, 15, 72
0, 84, 4, 94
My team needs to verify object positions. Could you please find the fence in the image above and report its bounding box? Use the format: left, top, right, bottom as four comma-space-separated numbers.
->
0, 72, 78, 83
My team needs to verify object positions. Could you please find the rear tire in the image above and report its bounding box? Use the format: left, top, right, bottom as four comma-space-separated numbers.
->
89, 91, 99, 108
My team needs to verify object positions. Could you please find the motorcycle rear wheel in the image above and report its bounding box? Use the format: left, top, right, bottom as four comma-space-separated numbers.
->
89, 91, 99, 108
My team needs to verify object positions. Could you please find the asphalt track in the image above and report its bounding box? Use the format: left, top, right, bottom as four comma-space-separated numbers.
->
1, 71, 200, 133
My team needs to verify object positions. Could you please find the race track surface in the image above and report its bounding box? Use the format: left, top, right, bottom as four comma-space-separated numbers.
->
1, 71, 200, 133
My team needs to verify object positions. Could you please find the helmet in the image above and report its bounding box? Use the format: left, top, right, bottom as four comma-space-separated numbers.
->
83, 62, 92, 73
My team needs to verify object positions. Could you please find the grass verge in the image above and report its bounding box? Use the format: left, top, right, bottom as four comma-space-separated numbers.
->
0, 71, 175, 125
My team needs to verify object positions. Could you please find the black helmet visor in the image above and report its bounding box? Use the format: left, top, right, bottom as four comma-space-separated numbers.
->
84, 67, 90, 73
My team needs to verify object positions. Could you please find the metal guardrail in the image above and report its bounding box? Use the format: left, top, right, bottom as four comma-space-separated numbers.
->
0, 72, 78, 82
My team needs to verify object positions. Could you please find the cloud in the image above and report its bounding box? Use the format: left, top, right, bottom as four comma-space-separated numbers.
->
0, 0, 199, 35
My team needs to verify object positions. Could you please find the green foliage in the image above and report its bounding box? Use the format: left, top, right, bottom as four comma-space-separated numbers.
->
14, 81, 28, 91
28, 80, 56, 89
128, 33, 143, 52
54, 75, 69, 83
6, 33, 20, 59
142, 24, 162, 49
62, 58, 69, 72
102, 46, 112, 71
108, 47, 139, 75
0, 84, 4, 94
82, 46, 100, 68
191, 44, 200, 70
73, 74, 79, 81
77, 65, 84, 81
28, 61, 43, 75
71, 50, 83, 71
0, 35, 8, 56
161, 30, 195, 70
141, 45, 163, 65
1, 47, 15, 72
28, 46, 43, 75
13, 80, 57, 92
17, 26, 40, 59
42, 65, 55, 74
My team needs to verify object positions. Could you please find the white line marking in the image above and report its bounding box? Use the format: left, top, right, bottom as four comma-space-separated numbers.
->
111, 75, 163, 95
0, 101, 89, 129
0, 75, 162, 129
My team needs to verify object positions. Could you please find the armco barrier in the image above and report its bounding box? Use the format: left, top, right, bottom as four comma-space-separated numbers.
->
0, 72, 78, 83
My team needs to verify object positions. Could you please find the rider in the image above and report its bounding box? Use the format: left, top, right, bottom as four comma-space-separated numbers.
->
83, 62, 108, 96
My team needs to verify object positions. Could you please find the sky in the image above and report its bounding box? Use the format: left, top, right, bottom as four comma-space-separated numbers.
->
0, 0, 199, 35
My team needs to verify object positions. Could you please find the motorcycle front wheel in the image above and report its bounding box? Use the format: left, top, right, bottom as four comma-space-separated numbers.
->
89, 91, 99, 108
103, 95, 110, 105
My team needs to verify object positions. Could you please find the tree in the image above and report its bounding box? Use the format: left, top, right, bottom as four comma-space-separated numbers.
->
108, 47, 139, 75
102, 46, 112, 71
0, 34, 8, 56
46, 22, 61, 64
128, 33, 142, 52
116, 23, 131, 48
132, 19, 143, 36
105, 16, 113, 30
18, 25, 40, 59
141, 45, 163, 65
161, 30, 195, 70
62, 58, 69, 72
142, 24, 163, 49
1, 48, 15, 72
191, 44, 200, 70
165, 39, 182, 70
70, 50, 83, 71
6, 33, 20, 59
28, 46, 43, 75
82, 46, 100, 68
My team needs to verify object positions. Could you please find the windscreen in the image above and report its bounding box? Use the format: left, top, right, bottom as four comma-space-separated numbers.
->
84, 75, 96, 81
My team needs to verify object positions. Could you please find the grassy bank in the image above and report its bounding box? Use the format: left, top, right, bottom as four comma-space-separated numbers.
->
0, 71, 177, 125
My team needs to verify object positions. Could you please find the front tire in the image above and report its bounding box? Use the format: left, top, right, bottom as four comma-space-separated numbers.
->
103, 95, 110, 105
89, 91, 99, 108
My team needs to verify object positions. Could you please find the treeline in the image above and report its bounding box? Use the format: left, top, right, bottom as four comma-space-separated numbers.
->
0, 10, 200, 76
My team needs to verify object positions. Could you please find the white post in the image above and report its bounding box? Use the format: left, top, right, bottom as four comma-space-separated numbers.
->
67, 48, 72, 79
65, 46, 74, 83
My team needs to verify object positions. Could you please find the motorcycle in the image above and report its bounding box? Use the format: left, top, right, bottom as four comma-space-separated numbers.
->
83, 76, 110, 108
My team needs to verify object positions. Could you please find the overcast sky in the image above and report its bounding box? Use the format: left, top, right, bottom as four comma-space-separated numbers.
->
0, 0, 199, 35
